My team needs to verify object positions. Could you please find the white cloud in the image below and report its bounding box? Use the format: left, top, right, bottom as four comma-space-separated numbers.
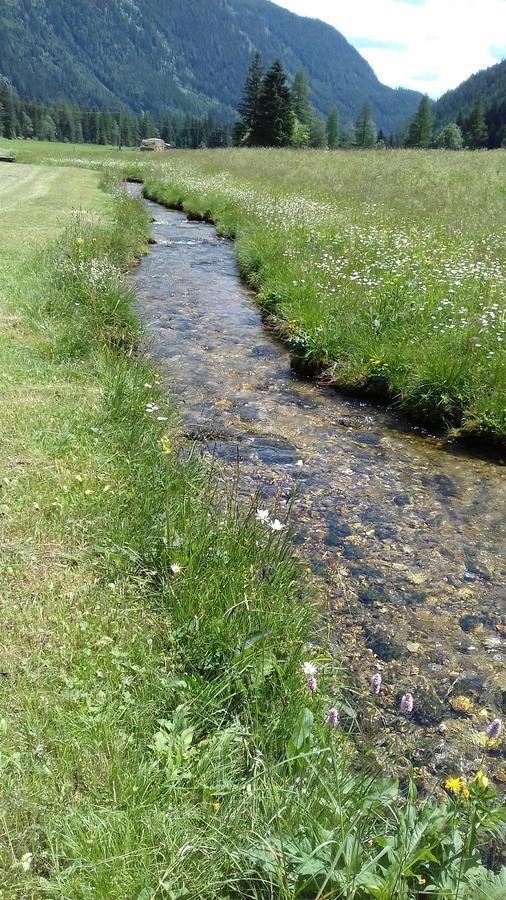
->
274, 0, 506, 97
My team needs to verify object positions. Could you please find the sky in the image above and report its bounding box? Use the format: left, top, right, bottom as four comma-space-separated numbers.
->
274, 0, 506, 97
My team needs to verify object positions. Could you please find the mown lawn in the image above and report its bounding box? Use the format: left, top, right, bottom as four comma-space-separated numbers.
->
0, 160, 503, 898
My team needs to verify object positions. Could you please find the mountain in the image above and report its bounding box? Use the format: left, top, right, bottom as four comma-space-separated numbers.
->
0, 0, 422, 132
433, 59, 506, 148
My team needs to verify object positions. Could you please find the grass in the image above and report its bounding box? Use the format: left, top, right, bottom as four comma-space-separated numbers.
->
137, 147, 506, 444
0, 157, 504, 897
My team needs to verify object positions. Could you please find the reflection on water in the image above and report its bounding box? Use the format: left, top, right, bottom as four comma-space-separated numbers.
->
128, 185, 505, 785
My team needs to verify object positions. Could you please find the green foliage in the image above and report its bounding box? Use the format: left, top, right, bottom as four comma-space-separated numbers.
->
252, 60, 293, 147
355, 102, 377, 148
234, 50, 264, 145
0, 0, 422, 132
406, 95, 433, 148
327, 105, 340, 148
435, 121, 464, 150
466, 96, 488, 148
309, 116, 328, 149
291, 69, 313, 127
433, 59, 506, 149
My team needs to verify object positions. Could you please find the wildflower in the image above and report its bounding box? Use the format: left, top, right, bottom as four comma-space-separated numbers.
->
370, 672, 382, 695
325, 707, 339, 728
400, 693, 414, 714
170, 563, 182, 575
160, 435, 172, 455
474, 770, 489, 788
306, 675, 317, 694
486, 718, 502, 740
76, 237, 84, 247
462, 786, 470, 799
270, 519, 285, 532
445, 777, 462, 794
303, 661, 318, 677
146, 403, 159, 413
256, 509, 270, 524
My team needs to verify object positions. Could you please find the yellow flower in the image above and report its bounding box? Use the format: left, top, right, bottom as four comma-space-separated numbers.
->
76, 237, 84, 247
474, 770, 489, 788
212, 802, 220, 811
444, 777, 462, 794
160, 435, 172, 455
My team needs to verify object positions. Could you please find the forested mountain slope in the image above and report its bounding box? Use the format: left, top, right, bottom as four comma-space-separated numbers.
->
433, 59, 506, 147
0, 0, 422, 131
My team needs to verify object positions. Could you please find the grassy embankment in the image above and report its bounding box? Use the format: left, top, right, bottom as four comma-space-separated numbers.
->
138, 148, 506, 446
0, 158, 504, 898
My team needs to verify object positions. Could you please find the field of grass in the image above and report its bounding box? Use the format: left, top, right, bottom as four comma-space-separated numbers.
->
0, 155, 504, 897
138, 148, 506, 444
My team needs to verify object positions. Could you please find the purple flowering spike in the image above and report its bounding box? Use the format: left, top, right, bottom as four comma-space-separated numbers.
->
486, 718, 502, 740
307, 675, 317, 694
371, 673, 382, 695
326, 707, 339, 728
400, 692, 414, 714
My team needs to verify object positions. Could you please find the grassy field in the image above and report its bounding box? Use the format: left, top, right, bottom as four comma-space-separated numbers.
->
0, 155, 504, 897
140, 148, 506, 444
5, 141, 506, 445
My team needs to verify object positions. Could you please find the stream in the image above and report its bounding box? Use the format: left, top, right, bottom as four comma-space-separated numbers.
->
127, 184, 505, 786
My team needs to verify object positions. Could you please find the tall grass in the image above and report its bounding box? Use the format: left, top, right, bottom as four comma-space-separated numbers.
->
138, 148, 506, 445
1, 172, 504, 897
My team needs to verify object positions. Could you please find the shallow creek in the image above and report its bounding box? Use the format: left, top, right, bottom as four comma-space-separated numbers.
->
128, 185, 505, 786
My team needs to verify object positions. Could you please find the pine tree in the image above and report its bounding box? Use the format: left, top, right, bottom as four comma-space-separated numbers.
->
326, 106, 340, 148
466, 97, 488, 148
406, 95, 432, 148
291, 69, 312, 127
355, 102, 376, 148
343, 120, 357, 149
0, 85, 17, 138
234, 51, 263, 145
252, 60, 293, 147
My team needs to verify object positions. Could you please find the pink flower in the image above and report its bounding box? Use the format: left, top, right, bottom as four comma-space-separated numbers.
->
326, 707, 339, 728
400, 693, 414, 714
370, 673, 382, 695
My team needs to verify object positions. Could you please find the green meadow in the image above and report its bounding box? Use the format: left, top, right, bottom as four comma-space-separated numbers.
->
10, 141, 503, 441
0, 149, 504, 897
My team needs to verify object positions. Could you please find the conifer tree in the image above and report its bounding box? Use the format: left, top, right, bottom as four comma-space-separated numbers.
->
406, 95, 433, 148
234, 51, 263, 145
343, 120, 357, 149
252, 59, 293, 147
326, 106, 340, 148
466, 96, 488, 148
355, 102, 376, 148
292, 69, 312, 127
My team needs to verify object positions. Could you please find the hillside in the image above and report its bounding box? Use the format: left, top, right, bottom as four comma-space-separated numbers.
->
0, 0, 422, 132
433, 59, 506, 147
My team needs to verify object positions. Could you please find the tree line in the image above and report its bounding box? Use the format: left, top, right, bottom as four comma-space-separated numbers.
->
0, 80, 233, 148
235, 54, 505, 150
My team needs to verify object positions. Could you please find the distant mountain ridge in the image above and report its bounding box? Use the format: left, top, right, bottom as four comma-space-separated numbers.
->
0, 0, 422, 132
433, 59, 506, 147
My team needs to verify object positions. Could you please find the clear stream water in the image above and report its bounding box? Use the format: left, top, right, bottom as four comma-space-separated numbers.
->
128, 185, 505, 785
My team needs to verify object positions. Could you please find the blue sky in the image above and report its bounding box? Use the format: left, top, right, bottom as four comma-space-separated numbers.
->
275, 0, 506, 97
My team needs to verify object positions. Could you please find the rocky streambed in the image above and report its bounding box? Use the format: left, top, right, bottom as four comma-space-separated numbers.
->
128, 184, 505, 788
